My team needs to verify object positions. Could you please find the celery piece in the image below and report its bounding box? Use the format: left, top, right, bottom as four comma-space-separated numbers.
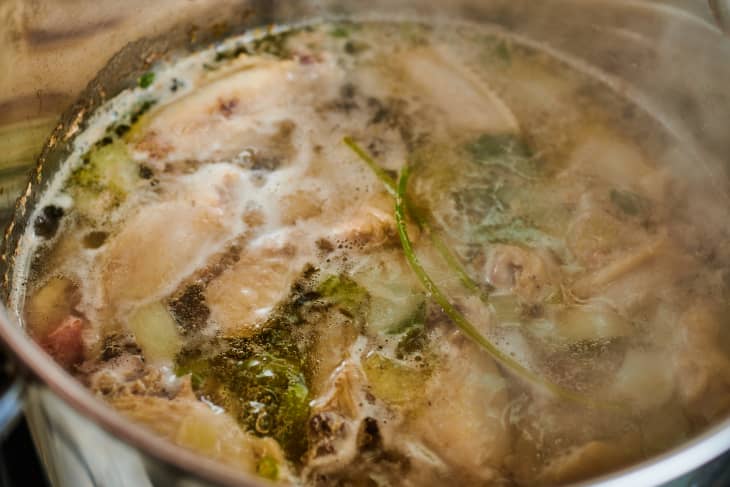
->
128, 302, 182, 363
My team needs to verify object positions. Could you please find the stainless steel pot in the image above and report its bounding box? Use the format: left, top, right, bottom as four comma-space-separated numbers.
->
1, 1, 730, 486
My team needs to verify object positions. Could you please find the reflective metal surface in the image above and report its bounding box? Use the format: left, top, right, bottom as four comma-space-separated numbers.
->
1, 1, 730, 486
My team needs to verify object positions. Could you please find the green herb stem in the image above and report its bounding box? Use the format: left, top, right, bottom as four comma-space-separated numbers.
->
343, 136, 485, 300
343, 136, 396, 196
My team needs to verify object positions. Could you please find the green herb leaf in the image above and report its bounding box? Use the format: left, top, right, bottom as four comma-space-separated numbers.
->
138, 72, 155, 89
257, 456, 279, 480
395, 323, 427, 358
317, 274, 370, 319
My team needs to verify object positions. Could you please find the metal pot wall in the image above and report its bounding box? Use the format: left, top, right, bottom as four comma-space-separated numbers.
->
1, 1, 730, 486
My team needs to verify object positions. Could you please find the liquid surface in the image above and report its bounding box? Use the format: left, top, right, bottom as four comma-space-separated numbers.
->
14, 21, 730, 486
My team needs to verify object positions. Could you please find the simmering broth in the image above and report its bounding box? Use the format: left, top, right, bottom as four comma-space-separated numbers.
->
13, 20, 730, 486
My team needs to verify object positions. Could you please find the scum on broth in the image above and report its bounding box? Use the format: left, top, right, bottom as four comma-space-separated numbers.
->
13, 20, 730, 486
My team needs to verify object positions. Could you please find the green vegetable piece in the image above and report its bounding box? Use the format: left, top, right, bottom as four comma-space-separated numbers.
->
317, 274, 370, 319
138, 71, 155, 89
231, 353, 309, 444
351, 256, 424, 335
465, 133, 538, 178
362, 352, 426, 404
214, 44, 249, 62
175, 355, 209, 389
395, 323, 427, 358
330, 26, 350, 38
128, 302, 182, 363
257, 455, 279, 481
69, 138, 138, 221
610, 189, 648, 216
474, 218, 568, 261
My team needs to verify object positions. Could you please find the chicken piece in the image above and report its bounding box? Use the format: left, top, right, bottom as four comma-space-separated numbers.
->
497, 52, 579, 120
99, 164, 249, 308
101, 202, 225, 305
86, 353, 148, 397
608, 348, 675, 412
507, 396, 643, 486
328, 191, 400, 250
279, 189, 324, 225
133, 57, 341, 166
535, 440, 637, 486
111, 386, 290, 480
566, 190, 655, 271
484, 244, 558, 303
305, 341, 450, 487
567, 207, 634, 270
674, 302, 730, 423
309, 318, 359, 397
205, 238, 309, 337
406, 331, 511, 483
305, 357, 397, 475
307, 369, 449, 486
571, 234, 667, 298
566, 126, 654, 190
593, 248, 694, 316
399, 46, 519, 133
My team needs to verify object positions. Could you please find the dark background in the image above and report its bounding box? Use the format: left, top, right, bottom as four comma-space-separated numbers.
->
0, 418, 49, 487
0, 345, 48, 487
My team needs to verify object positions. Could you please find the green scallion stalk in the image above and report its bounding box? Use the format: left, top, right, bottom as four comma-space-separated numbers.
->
343, 136, 485, 299
343, 136, 396, 196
